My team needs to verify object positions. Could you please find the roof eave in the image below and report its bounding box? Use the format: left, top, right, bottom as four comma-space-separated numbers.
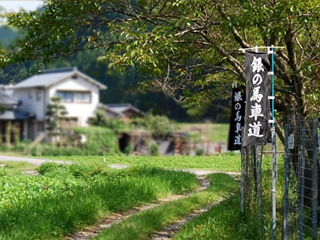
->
75, 71, 107, 90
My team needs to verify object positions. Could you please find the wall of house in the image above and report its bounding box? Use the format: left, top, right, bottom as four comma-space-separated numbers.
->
15, 88, 46, 120
47, 76, 100, 126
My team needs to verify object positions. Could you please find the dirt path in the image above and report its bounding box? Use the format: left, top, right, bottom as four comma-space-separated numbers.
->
65, 176, 210, 240
0, 155, 71, 166
150, 198, 225, 240
0, 155, 237, 240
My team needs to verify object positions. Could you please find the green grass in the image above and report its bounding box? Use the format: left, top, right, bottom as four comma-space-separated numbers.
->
93, 173, 238, 240
176, 123, 229, 142
173, 194, 260, 240
43, 152, 241, 172
172, 156, 287, 240
0, 161, 37, 175
211, 124, 229, 142
0, 163, 198, 240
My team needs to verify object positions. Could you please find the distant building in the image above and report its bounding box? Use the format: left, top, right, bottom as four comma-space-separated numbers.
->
0, 67, 147, 142
99, 103, 144, 119
0, 67, 106, 140
0, 89, 34, 142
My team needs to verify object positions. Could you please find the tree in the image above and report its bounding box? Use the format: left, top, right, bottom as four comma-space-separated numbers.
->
2, 1, 320, 131
3, 0, 320, 219
46, 97, 68, 143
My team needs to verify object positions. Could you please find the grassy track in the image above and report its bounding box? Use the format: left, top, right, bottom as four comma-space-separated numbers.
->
0, 163, 198, 240
93, 174, 238, 240
173, 156, 286, 240
173, 194, 259, 240
0, 161, 37, 175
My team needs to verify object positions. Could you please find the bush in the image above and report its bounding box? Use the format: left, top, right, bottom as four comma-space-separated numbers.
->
150, 141, 160, 156
124, 144, 132, 155
0, 168, 7, 176
38, 162, 63, 175
68, 163, 104, 178
73, 126, 119, 155
131, 113, 175, 138
29, 127, 119, 157
195, 148, 205, 156
105, 118, 129, 130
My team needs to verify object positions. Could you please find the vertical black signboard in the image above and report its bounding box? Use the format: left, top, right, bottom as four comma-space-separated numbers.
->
228, 87, 245, 150
243, 51, 271, 146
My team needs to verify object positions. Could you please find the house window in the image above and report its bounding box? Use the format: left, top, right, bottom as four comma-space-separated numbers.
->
28, 91, 33, 99
74, 92, 91, 103
57, 91, 73, 102
56, 91, 91, 103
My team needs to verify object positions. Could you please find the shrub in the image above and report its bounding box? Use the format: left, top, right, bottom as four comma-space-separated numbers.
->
124, 144, 132, 155
150, 141, 160, 156
0, 168, 7, 176
195, 148, 205, 156
38, 162, 63, 175
29, 127, 119, 156
68, 163, 103, 178
73, 126, 119, 155
131, 113, 175, 138
105, 118, 129, 130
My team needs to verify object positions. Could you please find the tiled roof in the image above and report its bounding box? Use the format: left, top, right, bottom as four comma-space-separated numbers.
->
98, 103, 122, 117
105, 103, 144, 115
14, 67, 107, 90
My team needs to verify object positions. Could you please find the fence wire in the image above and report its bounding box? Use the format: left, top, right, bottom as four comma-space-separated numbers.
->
241, 117, 318, 240
283, 117, 318, 240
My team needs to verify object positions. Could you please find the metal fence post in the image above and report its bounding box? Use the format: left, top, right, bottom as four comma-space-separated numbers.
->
299, 125, 306, 240
312, 118, 318, 240
256, 145, 263, 227
283, 123, 289, 240
241, 145, 245, 213
271, 127, 277, 240
246, 146, 250, 207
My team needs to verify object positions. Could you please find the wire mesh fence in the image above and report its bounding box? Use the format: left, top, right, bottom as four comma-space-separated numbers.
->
241, 116, 318, 240
283, 117, 318, 240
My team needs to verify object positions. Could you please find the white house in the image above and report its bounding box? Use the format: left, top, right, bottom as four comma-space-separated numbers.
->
12, 67, 106, 140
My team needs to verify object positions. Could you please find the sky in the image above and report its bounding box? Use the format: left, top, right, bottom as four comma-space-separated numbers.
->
0, 1, 44, 12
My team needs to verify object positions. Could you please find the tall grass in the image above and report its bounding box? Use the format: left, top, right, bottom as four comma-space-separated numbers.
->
0, 163, 198, 240
173, 194, 260, 240
93, 174, 238, 240
173, 156, 287, 240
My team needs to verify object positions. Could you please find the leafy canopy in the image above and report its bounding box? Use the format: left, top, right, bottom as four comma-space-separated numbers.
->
2, 0, 320, 118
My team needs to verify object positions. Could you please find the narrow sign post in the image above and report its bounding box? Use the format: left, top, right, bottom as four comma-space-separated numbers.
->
270, 46, 277, 240
239, 45, 281, 239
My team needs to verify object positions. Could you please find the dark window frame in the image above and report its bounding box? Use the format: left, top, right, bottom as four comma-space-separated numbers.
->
56, 90, 91, 103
